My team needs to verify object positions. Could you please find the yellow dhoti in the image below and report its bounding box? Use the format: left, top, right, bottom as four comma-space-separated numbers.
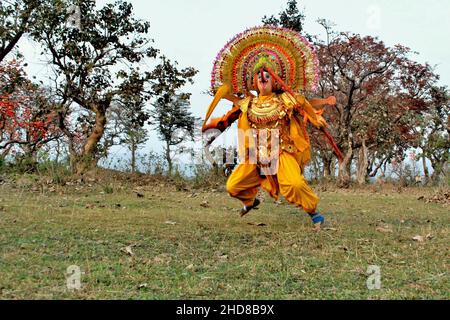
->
226, 152, 319, 213
224, 92, 322, 214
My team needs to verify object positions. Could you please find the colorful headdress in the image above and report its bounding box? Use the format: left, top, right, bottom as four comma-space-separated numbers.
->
211, 25, 319, 94
203, 25, 319, 127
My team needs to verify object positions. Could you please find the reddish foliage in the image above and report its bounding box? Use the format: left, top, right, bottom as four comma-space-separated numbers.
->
0, 60, 59, 156
313, 28, 438, 161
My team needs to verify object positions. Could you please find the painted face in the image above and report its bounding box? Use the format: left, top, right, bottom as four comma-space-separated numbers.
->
254, 70, 274, 96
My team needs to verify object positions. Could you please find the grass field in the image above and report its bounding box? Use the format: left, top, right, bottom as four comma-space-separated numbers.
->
0, 174, 448, 299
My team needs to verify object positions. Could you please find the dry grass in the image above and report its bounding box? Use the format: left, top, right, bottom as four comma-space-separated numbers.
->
0, 174, 448, 299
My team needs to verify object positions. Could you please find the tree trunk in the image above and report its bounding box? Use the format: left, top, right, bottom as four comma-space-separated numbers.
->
165, 141, 172, 175
1, 145, 12, 158
330, 158, 337, 178
131, 139, 136, 174
430, 158, 445, 184
322, 156, 332, 178
76, 108, 107, 174
55, 139, 61, 165
338, 139, 353, 188
356, 139, 368, 185
311, 154, 321, 180
57, 110, 78, 173
21, 141, 38, 173
421, 151, 429, 184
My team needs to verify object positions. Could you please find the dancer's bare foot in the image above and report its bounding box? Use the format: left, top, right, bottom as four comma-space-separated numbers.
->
313, 222, 322, 231
309, 212, 325, 231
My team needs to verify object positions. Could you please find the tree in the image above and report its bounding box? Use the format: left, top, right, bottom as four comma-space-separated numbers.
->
314, 20, 429, 185
358, 58, 439, 182
262, 0, 306, 33
262, 4, 445, 186
0, 0, 42, 63
107, 98, 149, 173
31, 0, 158, 174
149, 56, 198, 175
413, 86, 449, 183
151, 94, 199, 175
123, 113, 148, 174
0, 59, 60, 167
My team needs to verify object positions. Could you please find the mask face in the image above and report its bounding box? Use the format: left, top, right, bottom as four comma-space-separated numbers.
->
257, 71, 271, 82
255, 71, 274, 96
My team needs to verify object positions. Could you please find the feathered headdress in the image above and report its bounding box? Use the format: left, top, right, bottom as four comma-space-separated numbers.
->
204, 25, 319, 126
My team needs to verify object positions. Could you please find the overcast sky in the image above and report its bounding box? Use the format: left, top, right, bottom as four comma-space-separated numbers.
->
19, 0, 450, 163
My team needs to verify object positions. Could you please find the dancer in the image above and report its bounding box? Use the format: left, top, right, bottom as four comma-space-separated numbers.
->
202, 26, 341, 230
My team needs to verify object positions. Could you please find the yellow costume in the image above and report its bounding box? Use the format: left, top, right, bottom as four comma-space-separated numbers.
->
226, 92, 321, 213
202, 26, 340, 226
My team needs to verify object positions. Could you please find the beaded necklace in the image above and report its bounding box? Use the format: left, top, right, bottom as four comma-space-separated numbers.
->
248, 94, 287, 124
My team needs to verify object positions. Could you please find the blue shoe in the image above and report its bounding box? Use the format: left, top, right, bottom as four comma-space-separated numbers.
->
309, 212, 325, 229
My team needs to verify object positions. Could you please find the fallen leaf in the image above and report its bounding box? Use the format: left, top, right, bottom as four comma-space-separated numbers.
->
121, 245, 134, 256
376, 226, 393, 233
426, 233, 434, 240
200, 200, 209, 208
186, 264, 194, 270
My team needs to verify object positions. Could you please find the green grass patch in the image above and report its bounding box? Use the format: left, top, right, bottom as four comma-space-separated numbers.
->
0, 183, 448, 299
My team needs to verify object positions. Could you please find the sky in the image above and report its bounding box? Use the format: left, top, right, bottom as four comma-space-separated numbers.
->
18, 0, 450, 165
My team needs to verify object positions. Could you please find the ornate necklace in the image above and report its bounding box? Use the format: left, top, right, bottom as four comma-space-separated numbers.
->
248, 94, 287, 124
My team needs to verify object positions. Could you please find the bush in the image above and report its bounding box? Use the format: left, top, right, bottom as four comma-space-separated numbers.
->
36, 151, 71, 185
